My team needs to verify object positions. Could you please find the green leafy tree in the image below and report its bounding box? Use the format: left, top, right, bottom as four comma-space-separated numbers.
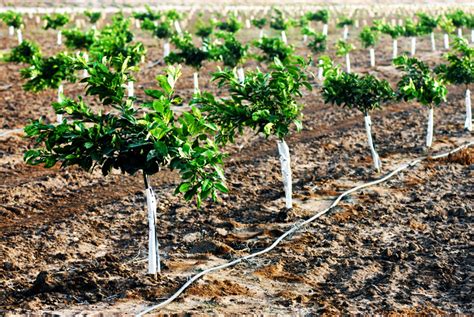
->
335, 39, 355, 72
436, 37, 473, 130
416, 12, 438, 35
43, 13, 70, 30
336, 16, 354, 28
211, 32, 249, 68
23, 59, 228, 275
321, 60, 395, 171
216, 13, 242, 33
3, 40, 40, 64
0, 11, 23, 29
446, 10, 468, 29
307, 32, 327, 54
251, 17, 267, 29
193, 56, 311, 209
62, 29, 96, 50
84, 11, 101, 24
165, 32, 211, 71
253, 36, 295, 64
305, 9, 329, 24
195, 19, 214, 40
359, 26, 379, 48
270, 8, 293, 31
20, 53, 76, 92
133, 5, 161, 21
394, 55, 448, 147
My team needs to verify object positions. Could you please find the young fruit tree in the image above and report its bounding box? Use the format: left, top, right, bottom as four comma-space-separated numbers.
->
436, 37, 473, 131
84, 10, 101, 28
335, 39, 355, 73
3, 40, 40, 64
216, 13, 242, 34
359, 26, 380, 67
141, 17, 175, 59
379, 23, 404, 59
394, 55, 448, 148
269, 8, 293, 44
193, 56, 312, 209
253, 36, 296, 65
251, 17, 267, 39
439, 17, 456, 50
416, 13, 439, 52
20, 52, 77, 123
210, 31, 249, 82
43, 13, 70, 46
446, 10, 468, 38
403, 18, 420, 56
23, 57, 228, 276
305, 9, 330, 36
165, 32, 211, 93
321, 58, 395, 172
0, 11, 23, 44
336, 16, 354, 40
62, 28, 97, 51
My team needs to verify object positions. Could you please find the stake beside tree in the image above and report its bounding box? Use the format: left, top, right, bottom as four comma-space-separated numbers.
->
416, 13, 439, 52
335, 39, 355, 73
394, 55, 448, 148
380, 23, 404, 59
23, 58, 228, 276
251, 17, 267, 39
359, 26, 380, 67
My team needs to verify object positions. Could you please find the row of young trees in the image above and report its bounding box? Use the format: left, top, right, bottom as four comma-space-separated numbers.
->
1, 9, 472, 276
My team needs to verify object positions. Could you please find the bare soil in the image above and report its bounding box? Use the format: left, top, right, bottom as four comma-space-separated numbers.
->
0, 15, 473, 315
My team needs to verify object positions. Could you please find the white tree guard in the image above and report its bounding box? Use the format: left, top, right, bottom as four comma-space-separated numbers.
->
426, 107, 434, 148
8, 26, 14, 36
457, 28, 462, 38
174, 20, 182, 34
465, 89, 472, 131
57, 30, 62, 46
83, 52, 89, 78
364, 115, 382, 171
303, 34, 307, 44
471, 29, 474, 43
317, 59, 324, 81
237, 67, 245, 83
193, 72, 199, 94
343, 25, 348, 40
259, 29, 264, 39
430, 32, 436, 51
369, 48, 375, 67
354, 19, 359, 28
163, 41, 170, 58
281, 31, 287, 44
392, 39, 398, 59
345, 53, 351, 73
145, 186, 160, 275
127, 81, 134, 97
135, 19, 140, 29
277, 139, 292, 209
444, 33, 449, 49
35, 16, 40, 24
245, 19, 250, 29
410, 37, 416, 56
322, 24, 328, 36
17, 29, 22, 45
57, 84, 63, 123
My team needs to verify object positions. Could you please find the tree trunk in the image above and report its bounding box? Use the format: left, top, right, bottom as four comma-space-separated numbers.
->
277, 139, 292, 209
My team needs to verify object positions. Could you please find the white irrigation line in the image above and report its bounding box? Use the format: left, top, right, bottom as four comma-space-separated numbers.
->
136, 141, 474, 316
0, 128, 23, 137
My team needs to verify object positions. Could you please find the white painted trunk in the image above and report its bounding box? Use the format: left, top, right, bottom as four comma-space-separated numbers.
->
430, 32, 436, 51
343, 25, 348, 40
163, 41, 170, 58
281, 31, 287, 44
317, 59, 324, 81
57, 84, 63, 123
135, 19, 140, 29
457, 28, 462, 38
193, 72, 199, 94
303, 34, 307, 43
364, 115, 382, 171
444, 33, 449, 49
145, 184, 160, 275
57, 30, 62, 46
426, 107, 434, 148
410, 37, 416, 56
8, 26, 14, 36
245, 19, 251, 28
17, 29, 22, 44
369, 48, 375, 67
277, 139, 292, 209
465, 89, 472, 131
174, 20, 182, 34
392, 39, 398, 59
345, 53, 351, 73
127, 81, 134, 97
237, 67, 245, 83
259, 29, 264, 39
322, 23, 328, 36
354, 19, 359, 28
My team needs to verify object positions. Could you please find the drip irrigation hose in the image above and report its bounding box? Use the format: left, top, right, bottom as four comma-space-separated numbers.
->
137, 141, 473, 316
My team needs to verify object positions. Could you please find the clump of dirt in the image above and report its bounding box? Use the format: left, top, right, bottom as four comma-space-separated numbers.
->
187, 279, 253, 297
438, 148, 474, 165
